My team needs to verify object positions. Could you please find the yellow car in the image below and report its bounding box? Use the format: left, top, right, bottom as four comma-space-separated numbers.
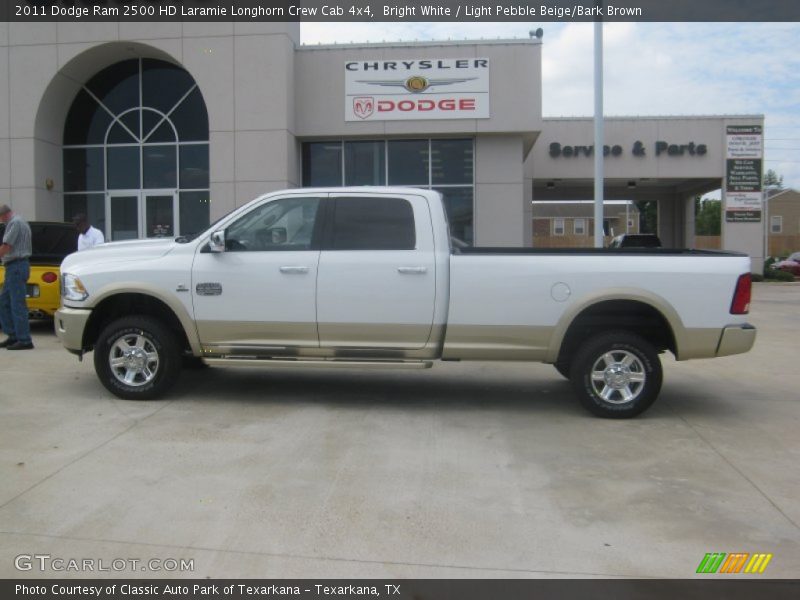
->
0, 221, 78, 319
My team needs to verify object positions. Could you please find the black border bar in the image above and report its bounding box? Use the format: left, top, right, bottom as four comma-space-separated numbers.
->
3, 0, 800, 22
5, 579, 800, 600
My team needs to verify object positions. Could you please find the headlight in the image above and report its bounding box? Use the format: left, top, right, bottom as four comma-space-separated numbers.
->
61, 273, 89, 301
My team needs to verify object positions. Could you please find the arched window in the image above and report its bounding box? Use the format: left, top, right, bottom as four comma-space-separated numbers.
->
63, 58, 210, 240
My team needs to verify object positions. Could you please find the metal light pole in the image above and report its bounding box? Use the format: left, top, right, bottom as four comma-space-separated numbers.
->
593, 19, 604, 248
626, 200, 630, 233
763, 187, 770, 260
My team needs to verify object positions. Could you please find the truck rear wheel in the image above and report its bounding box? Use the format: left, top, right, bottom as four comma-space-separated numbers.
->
569, 331, 662, 418
94, 316, 181, 400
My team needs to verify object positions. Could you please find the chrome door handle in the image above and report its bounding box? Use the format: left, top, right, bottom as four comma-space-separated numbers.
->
279, 266, 309, 274
397, 266, 428, 274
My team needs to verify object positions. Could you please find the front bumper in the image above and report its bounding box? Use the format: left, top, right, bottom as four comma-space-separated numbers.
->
54, 307, 92, 353
716, 323, 757, 357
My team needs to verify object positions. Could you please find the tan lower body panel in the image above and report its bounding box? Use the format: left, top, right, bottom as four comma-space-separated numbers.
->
716, 324, 756, 357
198, 321, 443, 359
675, 328, 725, 360
442, 324, 552, 361
203, 357, 433, 369
317, 322, 434, 350
55, 307, 92, 351
443, 325, 748, 363
196, 321, 743, 364
196, 320, 319, 350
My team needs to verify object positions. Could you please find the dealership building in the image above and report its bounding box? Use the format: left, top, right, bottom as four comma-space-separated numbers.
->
0, 22, 765, 269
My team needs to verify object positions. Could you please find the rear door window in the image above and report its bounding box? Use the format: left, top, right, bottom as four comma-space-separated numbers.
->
329, 197, 415, 250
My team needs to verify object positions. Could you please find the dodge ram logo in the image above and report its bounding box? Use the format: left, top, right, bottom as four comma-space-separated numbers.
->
353, 97, 374, 119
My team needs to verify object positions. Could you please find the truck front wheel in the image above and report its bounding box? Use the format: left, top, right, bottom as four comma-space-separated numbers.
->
569, 331, 662, 418
553, 360, 571, 379
94, 316, 182, 400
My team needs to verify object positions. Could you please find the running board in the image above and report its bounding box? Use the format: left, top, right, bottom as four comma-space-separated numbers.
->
202, 357, 433, 370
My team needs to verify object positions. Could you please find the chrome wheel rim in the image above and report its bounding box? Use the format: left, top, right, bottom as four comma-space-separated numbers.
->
590, 350, 646, 404
108, 333, 160, 387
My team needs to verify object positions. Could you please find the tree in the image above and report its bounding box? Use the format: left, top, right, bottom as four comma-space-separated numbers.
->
634, 200, 657, 234
694, 197, 721, 236
763, 169, 784, 190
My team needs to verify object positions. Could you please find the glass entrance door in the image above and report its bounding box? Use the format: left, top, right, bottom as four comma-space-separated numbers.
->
144, 193, 176, 238
107, 191, 177, 240
108, 193, 139, 241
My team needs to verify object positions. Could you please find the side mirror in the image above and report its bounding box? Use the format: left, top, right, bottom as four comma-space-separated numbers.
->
209, 230, 226, 253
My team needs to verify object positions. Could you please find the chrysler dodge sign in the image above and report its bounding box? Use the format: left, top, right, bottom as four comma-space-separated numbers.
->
345, 58, 490, 121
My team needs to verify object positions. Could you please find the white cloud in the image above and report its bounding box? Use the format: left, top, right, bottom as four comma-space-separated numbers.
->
300, 22, 535, 45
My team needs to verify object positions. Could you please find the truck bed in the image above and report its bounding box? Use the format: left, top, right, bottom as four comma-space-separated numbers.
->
454, 247, 747, 256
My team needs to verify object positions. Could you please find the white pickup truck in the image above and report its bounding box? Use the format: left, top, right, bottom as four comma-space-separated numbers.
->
55, 187, 756, 418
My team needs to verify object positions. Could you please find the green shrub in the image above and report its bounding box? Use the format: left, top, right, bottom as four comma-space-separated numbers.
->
765, 268, 796, 282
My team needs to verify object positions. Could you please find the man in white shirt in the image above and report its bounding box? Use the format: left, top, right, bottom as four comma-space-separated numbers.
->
73, 214, 105, 250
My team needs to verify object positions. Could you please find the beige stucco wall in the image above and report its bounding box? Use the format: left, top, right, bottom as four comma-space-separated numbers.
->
293, 39, 541, 246
294, 40, 542, 139
528, 115, 765, 269
474, 135, 526, 246
1, 22, 300, 224
0, 24, 765, 264
2, 29, 539, 250
529, 116, 727, 181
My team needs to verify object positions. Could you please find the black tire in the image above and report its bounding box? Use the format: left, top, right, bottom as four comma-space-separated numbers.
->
569, 331, 662, 418
93, 315, 182, 400
554, 360, 571, 379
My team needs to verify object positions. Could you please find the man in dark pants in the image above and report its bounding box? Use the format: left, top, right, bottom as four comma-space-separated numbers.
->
0, 204, 34, 350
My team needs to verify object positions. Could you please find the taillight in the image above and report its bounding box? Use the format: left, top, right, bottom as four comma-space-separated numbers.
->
41, 271, 58, 284
730, 273, 752, 314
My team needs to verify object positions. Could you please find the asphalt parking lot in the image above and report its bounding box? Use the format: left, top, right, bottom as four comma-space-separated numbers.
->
1, 283, 799, 579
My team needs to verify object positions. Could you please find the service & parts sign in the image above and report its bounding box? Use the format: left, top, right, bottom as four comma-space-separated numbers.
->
345, 58, 490, 121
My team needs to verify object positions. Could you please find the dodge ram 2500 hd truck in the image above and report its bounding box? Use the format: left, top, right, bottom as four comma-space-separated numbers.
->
55, 187, 756, 418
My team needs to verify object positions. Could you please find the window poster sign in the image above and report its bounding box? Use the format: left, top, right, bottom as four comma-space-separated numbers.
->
726, 158, 762, 192
726, 125, 763, 158
725, 125, 763, 222
725, 192, 763, 222
345, 58, 490, 121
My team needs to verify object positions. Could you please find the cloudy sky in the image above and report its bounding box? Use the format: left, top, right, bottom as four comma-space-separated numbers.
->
301, 22, 800, 191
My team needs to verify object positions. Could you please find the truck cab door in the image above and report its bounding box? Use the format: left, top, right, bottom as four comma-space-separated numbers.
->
316, 193, 436, 350
191, 195, 324, 353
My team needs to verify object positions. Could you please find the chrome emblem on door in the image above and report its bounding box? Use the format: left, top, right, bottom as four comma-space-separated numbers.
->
196, 283, 222, 296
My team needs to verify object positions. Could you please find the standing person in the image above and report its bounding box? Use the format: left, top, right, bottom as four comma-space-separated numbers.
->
73, 213, 104, 250
0, 204, 34, 350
